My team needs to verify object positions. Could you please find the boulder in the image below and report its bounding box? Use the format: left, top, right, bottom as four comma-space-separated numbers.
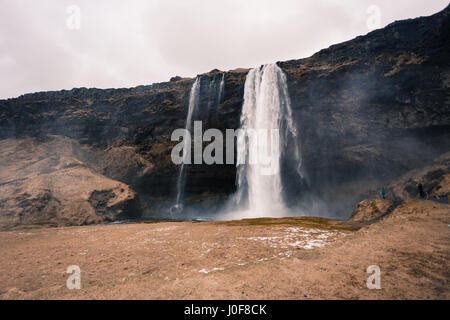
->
431, 173, 450, 197
348, 199, 394, 223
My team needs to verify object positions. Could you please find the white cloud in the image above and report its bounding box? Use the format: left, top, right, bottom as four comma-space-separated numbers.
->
0, 0, 447, 99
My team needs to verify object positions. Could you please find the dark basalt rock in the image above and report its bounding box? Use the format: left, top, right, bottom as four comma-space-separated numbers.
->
0, 5, 449, 223
89, 189, 141, 222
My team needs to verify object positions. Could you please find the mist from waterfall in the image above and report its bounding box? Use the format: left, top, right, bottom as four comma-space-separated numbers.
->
225, 63, 303, 219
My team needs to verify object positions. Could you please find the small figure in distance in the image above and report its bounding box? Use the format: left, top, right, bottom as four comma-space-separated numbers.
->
417, 182, 425, 199
380, 186, 386, 199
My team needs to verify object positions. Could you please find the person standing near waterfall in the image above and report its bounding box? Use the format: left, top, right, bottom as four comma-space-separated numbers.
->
380, 187, 386, 199
417, 183, 425, 198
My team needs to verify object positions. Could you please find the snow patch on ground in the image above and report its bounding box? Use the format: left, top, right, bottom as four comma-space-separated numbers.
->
246, 227, 344, 250
198, 267, 225, 274
153, 226, 178, 232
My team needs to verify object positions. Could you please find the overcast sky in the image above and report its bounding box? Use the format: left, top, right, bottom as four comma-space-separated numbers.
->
0, 0, 448, 99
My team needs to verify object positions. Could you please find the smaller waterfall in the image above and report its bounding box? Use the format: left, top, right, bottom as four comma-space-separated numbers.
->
172, 76, 201, 214
206, 78, 215, 111
172, 72, 227, 216
205, 73, 225, 111
217, 73, 225, 104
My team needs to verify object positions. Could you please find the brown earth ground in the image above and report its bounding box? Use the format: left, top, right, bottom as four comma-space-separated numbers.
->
0, 199, 448, 300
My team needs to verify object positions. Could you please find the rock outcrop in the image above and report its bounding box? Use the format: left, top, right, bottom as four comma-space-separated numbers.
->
0, 6, 449, 226
0, 136, 141, 230
348, 199, 394, 223
387, 152, 450, 200
432, 173, 450, 197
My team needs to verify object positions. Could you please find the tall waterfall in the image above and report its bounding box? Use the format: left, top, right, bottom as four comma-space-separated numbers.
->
233, 63, 302, 218
172, 76, 201, 214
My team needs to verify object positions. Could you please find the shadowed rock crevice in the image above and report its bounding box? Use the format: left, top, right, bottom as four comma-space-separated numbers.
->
88, 189, 142, 222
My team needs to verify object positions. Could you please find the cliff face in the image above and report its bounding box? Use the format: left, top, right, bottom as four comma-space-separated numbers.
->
279, 6, 450, 213
0, 6, 449, 226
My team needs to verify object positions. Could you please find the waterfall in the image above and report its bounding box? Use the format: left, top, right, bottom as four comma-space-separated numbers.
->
206, 73, 225, 111
233, 63, 302, 218
171, 73, 227, 216
206, 78, 215, 111
172, 76, 201, 214
217, 73, 225, 104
